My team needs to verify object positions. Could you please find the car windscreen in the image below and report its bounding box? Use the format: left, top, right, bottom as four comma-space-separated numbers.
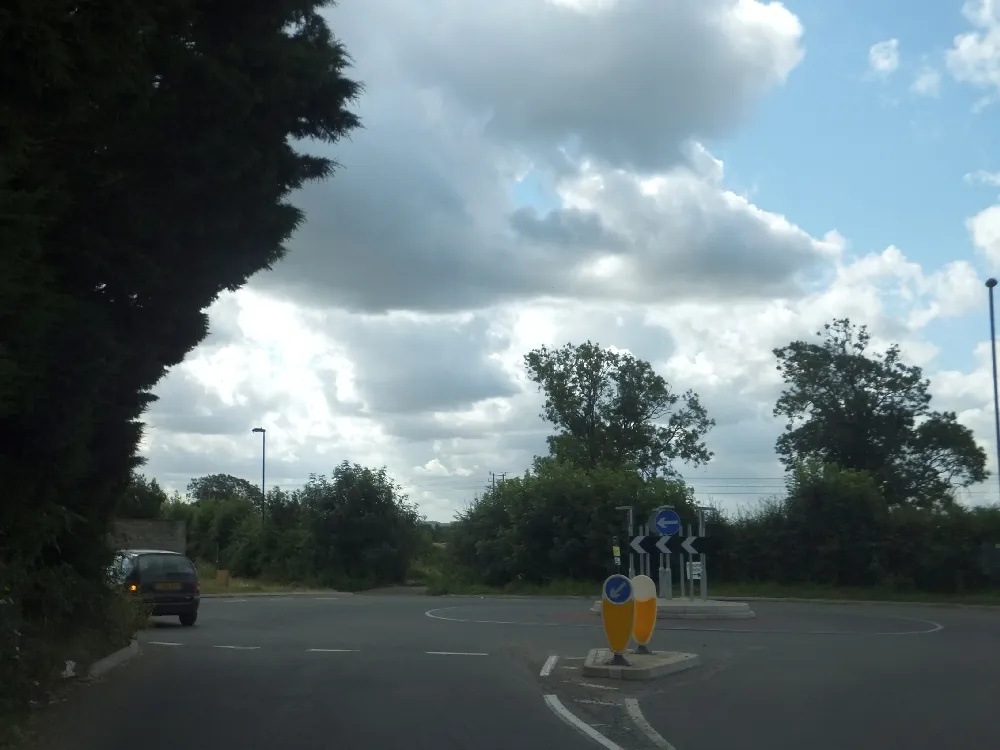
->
137, 554, 196, 579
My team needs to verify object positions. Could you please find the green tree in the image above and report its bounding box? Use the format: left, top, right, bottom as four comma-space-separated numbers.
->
0, 2, 360, 725
524, 341, 714, 478
300, 462, 424, 587
187, 474, 261, 505
773, 319, 987, 508
117, 473, 170, 519
451, 459, 696, 586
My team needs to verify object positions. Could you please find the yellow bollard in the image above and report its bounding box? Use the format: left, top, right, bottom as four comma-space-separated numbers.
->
631, 574, 657, 653
600, 574, 634, 664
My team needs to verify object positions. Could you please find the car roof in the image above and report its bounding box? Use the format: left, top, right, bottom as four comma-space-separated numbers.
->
118, 549, 185, 556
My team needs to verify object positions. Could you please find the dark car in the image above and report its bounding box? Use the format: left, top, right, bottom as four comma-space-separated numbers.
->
113, 549, 200, 626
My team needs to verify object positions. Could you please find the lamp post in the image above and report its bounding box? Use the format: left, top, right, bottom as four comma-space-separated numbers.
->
251, 427, 266, 518
987, 279, 1000, 499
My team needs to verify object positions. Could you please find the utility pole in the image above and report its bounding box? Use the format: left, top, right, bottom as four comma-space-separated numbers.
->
490, 472, 506, 494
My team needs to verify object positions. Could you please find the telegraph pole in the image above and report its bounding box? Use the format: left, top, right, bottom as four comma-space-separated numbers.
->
490, 472, 506, 493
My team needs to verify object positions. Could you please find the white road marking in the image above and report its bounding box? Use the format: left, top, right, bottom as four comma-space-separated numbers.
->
562, 655, 587, 660
540, 655, 559, 676
559, 665, 579, 670
219, 599, 249, 603
213, 645, 260, 650
313, 597, 339, 600
575, 682, 619, 691
307, 648, 358, 652
425, 651, 488, 656
148, 641, 183, 647
624, 698, 675, 749
424, 607, 945, 636
576, 699, 617, 706
543, 695, 623, 750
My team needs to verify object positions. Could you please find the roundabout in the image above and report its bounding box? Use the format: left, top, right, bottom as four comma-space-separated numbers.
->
425, 598, 946, 636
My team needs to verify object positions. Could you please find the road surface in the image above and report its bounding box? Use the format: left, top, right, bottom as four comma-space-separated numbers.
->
30, 592, 1000, 750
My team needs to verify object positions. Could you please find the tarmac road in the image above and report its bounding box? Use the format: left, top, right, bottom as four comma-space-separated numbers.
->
29, 593, 1000, 750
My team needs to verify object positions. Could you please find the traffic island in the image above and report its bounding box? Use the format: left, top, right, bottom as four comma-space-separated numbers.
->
582, 648, 701, 681
590, 598, 755, 619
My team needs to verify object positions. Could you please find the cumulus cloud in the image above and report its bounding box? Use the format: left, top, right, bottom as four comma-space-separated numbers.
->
947, 0, 1000, 90
868, 39, 900, 78
140, 0, 999, 518
911, 67, 942, 97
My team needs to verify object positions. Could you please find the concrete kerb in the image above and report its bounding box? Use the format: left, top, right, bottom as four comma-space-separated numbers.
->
589, 598, 756, 619
84, 638, 140, 680
582, 648, 701, 681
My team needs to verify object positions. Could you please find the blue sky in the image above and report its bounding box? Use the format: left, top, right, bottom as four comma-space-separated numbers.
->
511, 0, 995, 373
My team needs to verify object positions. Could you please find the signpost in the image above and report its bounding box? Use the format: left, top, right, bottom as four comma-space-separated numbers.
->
630, 575, 657, 654
600, 574, 634, 665
649, 507, 681, 537
629, 534, 707, 555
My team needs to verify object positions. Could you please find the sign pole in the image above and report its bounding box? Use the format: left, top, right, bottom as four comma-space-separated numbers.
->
678, 544, 686, 599
616, 506, 634, 579
641, 525, 649, 577
698, 507, 708, 601
687, 524, 695, 601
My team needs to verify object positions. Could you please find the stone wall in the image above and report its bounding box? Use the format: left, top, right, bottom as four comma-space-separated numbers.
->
112, 519, 186, 554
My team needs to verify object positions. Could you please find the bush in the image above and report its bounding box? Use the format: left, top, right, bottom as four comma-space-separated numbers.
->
1, 553, 146, 748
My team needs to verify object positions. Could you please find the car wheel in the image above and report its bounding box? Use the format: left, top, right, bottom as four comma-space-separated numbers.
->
179, 612, 197, 627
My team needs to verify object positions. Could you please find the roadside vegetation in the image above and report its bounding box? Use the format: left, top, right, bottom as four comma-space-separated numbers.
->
126, 325, 1000, 608
0, 2, 361, 746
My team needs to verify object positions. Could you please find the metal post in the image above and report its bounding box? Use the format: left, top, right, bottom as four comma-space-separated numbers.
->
616, 506, 634, 579
678, 545, 686, 600
987, 279, 1000, 500
251, 427, 266, 520
687, 524, 695, 601
698, 508, 708, 601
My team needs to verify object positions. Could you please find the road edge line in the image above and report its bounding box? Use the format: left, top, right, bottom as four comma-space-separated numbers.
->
543, 694, 622, 750
624, 698, 674, 749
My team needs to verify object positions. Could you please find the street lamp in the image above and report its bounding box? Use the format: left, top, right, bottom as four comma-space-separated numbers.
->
251, 427, 266, 518
987, 279, 1000, 499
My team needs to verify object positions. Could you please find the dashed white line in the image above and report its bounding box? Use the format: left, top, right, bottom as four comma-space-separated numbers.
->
313, 597, 339, 600
543, 695, 623, 750
575, 682, 619, 691
148, 641, 183, 647
624, 698, 674, 749
540, 655, 559, 676
576, 699, 618, 707
213, 645, 260, 650
306, 648, 358, 652
425, 651, 488, 656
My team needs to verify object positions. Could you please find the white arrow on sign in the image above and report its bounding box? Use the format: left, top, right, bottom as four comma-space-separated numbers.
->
630, 535, 647, 555
681, 535, 698, 555
655, 536, 671, 554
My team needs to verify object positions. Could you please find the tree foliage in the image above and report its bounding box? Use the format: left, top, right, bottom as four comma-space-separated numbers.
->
524, 341, 714, 478
450, 459, 696, 587
773, 319, 987, 508
164, 464, 426, 590
117, 473, 171, 519
1, 1, 360, 729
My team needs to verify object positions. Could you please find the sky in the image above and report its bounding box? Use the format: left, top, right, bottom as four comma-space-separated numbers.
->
141, 0, 1000, 521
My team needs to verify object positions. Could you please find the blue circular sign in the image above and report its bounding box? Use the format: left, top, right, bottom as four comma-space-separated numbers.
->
603, 574, 632, 604
653, 508, 681, 536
